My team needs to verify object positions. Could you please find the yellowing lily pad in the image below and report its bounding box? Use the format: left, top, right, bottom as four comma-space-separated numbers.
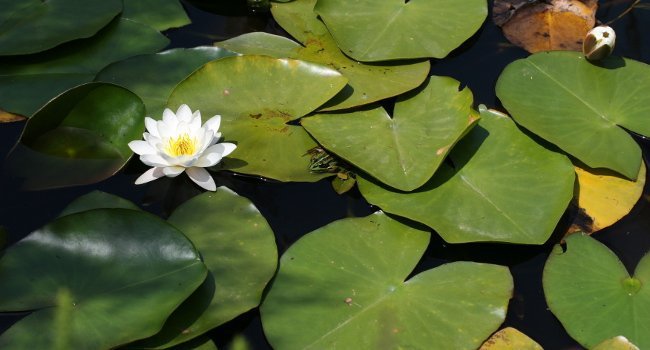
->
496, 51, 650, 180
479, 327, 543, 350
313, 0, 487, 61
358, 106, 575, 244
592, 336, 640, 350
222, 3, 429, 111
168, 55, 348, 182
261, 212, 513, 349
544, 233, 650, 349
302, 76, 478, 191
568, 162, 646, 234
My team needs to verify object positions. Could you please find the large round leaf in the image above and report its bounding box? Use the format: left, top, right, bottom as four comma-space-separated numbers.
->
496, 52, 650, 180
261, 212, 513, 349
0, 209, 208, 349
123, 0, 190, 31
358, 106, 575, 244
0, 18, 169, 117
313, 0, 487, 61
168, 55, 348, 182
302, 76, 478, 191
96, 47, 237, 118
221, 9, 429, 111
133, 187, 277, 348
0, 0, 122, 56
6, 83, 145, 190
543, 233, 650, 349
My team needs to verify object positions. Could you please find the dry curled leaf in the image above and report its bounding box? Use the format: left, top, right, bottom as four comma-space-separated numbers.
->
493, 0, 598, 53
0, 109, 26, 123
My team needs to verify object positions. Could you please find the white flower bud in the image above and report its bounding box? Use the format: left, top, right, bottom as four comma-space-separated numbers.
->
583, 26, 616, 61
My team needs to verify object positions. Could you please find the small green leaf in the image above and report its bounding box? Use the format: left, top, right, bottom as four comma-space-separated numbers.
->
544, 233, 650, 349
122, 0, 190, 31
133, 188, 277, 348
168, 55, 347, 182
479, 327, 543, 350
496, 52, 650, 179
313, 0, 487, 61
358, 106, 575, 244
0, 209, 208, 349
302, 76, 477, 191
0, 0, 122, 56
261, 212, 513, 349
6, 83, 145, 190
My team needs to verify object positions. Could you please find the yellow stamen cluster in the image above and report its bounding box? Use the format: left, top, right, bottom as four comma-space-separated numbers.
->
165, 134, 197, 157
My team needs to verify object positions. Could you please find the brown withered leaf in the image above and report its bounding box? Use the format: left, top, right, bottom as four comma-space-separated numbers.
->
0, 108, 26, 123
493, 0, 598, 53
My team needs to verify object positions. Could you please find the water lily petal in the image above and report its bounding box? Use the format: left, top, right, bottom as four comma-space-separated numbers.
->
135, 167, 165, 184
162, 108, 178, 127
176, 104, 193, 123
162, 166, 185, 177
194, 145, 225, 167
143, 133, 162, 148
189, 112, 202, 133
144, 117, 160, 137
197, 129, 216, 153
128, 140, 156, 155
186, 167, 216, 191
141, 154, 172, 167
218, 142, 237, 157
205, 115, 221, 134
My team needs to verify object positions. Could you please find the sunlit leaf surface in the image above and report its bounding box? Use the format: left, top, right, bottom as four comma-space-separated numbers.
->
0, 209, 208, 349
0, 18, 168, 117
313, 0, 487, 61
496, 51, 650, 179
592, 336, 640, 350
96, 47, 237, 117
134, 188, 277, 348
544, 233, 650, 349
0, 0, 122, 56
6, 83, 145, 190
479, 327, 543, 350
302, 76, 477, 191
168, 55, 347, 182
359, 107, 575, 244
261, 212, 513, 349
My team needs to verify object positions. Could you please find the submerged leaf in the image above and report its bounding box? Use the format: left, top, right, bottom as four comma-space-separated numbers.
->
544, 233, 650, 349
261, 212, 513, 349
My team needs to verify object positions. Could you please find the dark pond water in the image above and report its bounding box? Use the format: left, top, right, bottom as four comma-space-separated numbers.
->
1, 1, 650, 349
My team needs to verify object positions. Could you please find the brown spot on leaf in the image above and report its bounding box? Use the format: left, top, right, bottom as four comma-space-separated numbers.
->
436, 146, 450, 156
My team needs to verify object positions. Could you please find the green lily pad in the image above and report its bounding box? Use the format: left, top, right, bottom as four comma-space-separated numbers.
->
96, 47, 237, 118
313, 0, 487, 61
133, 187, 277, 348
358, 106, 575, 244
302, 76, 478, 191
496, 52, 650, 180
592, 336, 640, 350
0, 209, 208, 349
6, 83, 145, 190
0, 18, 169, 117
168, 55, 348, 182
0, 0, 122, 56
543, 233, 650, 349
218, 32, 429, 111
58, 190, 140, 217
261, 212, 513, 349
123, 0, 190, 31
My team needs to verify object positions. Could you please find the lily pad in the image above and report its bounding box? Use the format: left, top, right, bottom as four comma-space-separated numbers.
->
0, 0, 122, 56
358, 106, 575, 244
479, 327, 543, 350
123, 0, 190, 31
0, 209, 208, 349
568, 162, 646, 234
133, 188, 277, 348
496, 51, 650, 179
302, 76, 478, 191
0, 18, 169, 117
58, 190, 140, 217
6, 83, 145, 190
313, 0, 487, 61
96, 47, 237, 118
261, 212, 513, 349
168, 55, 348, 182
544, 233, 650, 349
218, 32, 429, 110
592, 336, 640, 350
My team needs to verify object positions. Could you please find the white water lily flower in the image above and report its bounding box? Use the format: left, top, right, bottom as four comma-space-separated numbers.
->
128, 104, 236, 191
